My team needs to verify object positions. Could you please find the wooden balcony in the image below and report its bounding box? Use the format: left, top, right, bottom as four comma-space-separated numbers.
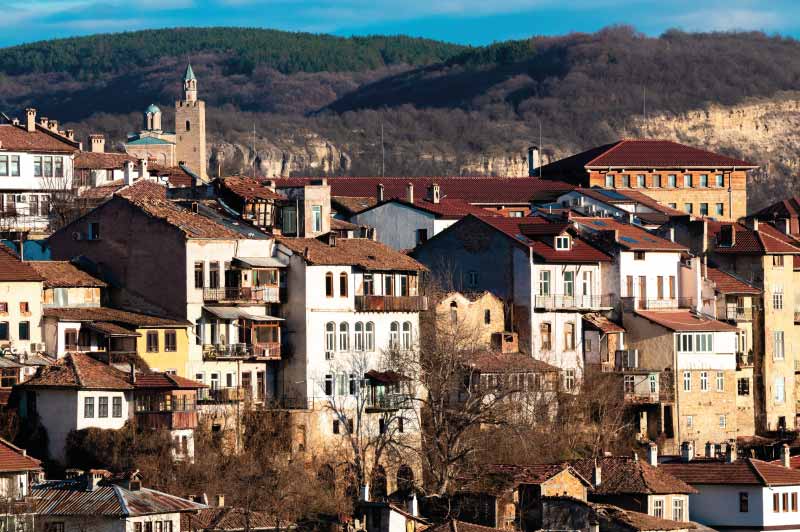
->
135, 410, 198, 430
202, 342, 281, 360
354, 295, 428, 312
198, 387, 252, 403
202, 286, 280, 304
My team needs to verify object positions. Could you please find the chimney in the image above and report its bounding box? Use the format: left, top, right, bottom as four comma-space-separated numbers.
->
123, 161, 135, 185
48, 120, 58, 132
669, 226, 675, 242
782, 218, 791, 235
215, 494, 225, 507
719, 224, 735, 247
359, 484, 370, 502
406, 182, 414, 204
129, 362, 136, 384
407, 493, 419, 517
377, 184, 385, 202
647, 443, 658, 467
681, 441, 694, 462
89, 134, 105, 153
627, 212, 635, 224
592, 459, 601, 487
139, 158, 149, 179
39, 116, 48, 128
528, 146, 540, 177
726, 441, 737, 464
428, 183, 441, 204
782, 444, 791, 469
705, 442, 716, 459
11, 118, 19, 126
85, 470, 104, 492
25, 108, 36, 132
752, 218, 759, 231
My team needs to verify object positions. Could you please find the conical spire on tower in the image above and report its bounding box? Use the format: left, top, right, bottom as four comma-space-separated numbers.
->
184, 63, 196, 82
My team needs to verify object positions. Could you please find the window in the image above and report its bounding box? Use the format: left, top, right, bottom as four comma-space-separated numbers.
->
649, 374, 657, 393
99, 397, 108, 418
84, 397, 95, 418
672, 498, 684, 521
563, 271, 574, 297
349, 373, 358, 395
716, 203, 724, 216
773, 284, 784, 309
363, 274, 374, 295
113, 396, 122, 418
653, 498, 664, 518
54, 157, 63, 177
564, 369, 575, 391
669, 276, 676, 299
678, 332, 713, 353
738, 378, 750, 396
784, 493, 789, 512
683, 174, 692, 187
208, 262, 219, 289
775, 377, 786, 403
686, 415, 693, 428
324, 374, 334, 396
657, 276, 664, 299
669, 203, 677, 209
653, 174, 662, 188
636, 174, 646, 188
416, 229, 428, 245
774, 493, 780, 512
0, 156, 6, 176
390, 322, 399, 348
467, 271, 479, 288
484, 309, 491, 325
538, 271, 551, 296
365, 322, 375, 351
719, 415, 727, 428
555, 236, 570, 250
700, 371, 708, 391
699, 174, 708, 187
0, 303, 6, 313
64, 329, 77, 351
684, 203, 693, 214
339, 272, 348, 297
282, 206, 297, 234
716, 371, 724, 392
509, 211, 524, 217
384, 274, 394, 295
379, 418, 387, 434
88, 222, 101, 240
18, 321, 29, 341
564, 322, 575, 351
194, 320, 202, 346
634, 251, 645, 261
338, 322, 349, 351
332, 420, 340, 434
621, 174, 630, 188
18, 302, 29, 314
10, 156, 19, 177
793, 492, 798, 512
739, 492, 748, 512
47, 523, 65, 532
626, 275, 634, 297
311, 205, 322, 233
164, 330, 177, 352
667, 174, 677, 188
605, 174, 614, 188
194, 262, 204, 288
541, 323, 552, 350
325, 272, 333, 297
624, 375, 635, 393
354, 322, 364, 351
683, 371, 691, 391
401, 322, 412, 349
774, 331, 785, 360
33, 156, 41, 177
700, 203, 708, 216
185, 120, 191, 131
146, 331, 159, 352
715, 174, 724, 187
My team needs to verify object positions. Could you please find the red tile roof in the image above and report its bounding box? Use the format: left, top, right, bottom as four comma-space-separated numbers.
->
753, 196, 800, 221
571, 457, 696, 495
705, 265, 760, 295
634, 310, 739, 332
43, 307, 190, 328
182, 507, 283, 532
577, 188, 687, 217
277, 237, 426, 271
0, 245, 43, 282
572, 217, 687, 251
78, 182, 125, 200
583, 139, 756, 169
707, 220, 800, 255
218, 176, 286, 201
332, 196, 377, 216
365, 197, 502, 220
0, 124, 79, 154
21, 353, 134, 390
595, 504, 696, 532
74, 151, 134, 170
662, 458, 800, 486
462, 463, 589, 495
473, 216, 612, 264
28, 261, 107, 288
0, 439, 41, 472
274, 177, 573, 205
149, 165, 195, 188
583, 313, 625, 333
133, 373, 206, 389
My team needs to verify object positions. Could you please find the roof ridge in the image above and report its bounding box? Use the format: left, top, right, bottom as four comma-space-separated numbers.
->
70, 354, 85, 388
584, 140, 626, 167
113, 484, 130, 516
746, 458, 770, 487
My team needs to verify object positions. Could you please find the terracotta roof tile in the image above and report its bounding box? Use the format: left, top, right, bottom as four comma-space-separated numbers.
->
21, 353, 133, 390
277, 237, 425, 271
331, 217, 360, 231
78, 182, 125, 200
634, 310, 738, 332
0, 124, 78, 154
573, 217, 687, 251
707, 220, 800, 255
28, 261, 107, 288
149, 165, 195, 188
332, 196, 377, 216
583, 313, 625, 333
583, 139, 755, 168
595, 504, 696, 531
577, 188, 687, 217
753, 196, 800, 221
74, 151, 135, 170
0, 245, 43, 282
662, 458, 800, 486
571, 457, 696, 495
218, 176, 286, 201
427, 520, 503, 532
705, 265, 760, 295
43, 307, 190, 327
0, 439, 41, 472
183, 507, 282, 531
133, 373, 206, 389
366, 198, 503, 221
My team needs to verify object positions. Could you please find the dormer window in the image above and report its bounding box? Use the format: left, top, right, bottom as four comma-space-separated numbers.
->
555, 236, 570, 250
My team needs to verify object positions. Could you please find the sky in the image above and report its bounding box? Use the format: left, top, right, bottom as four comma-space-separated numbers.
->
1, 0, 799, 47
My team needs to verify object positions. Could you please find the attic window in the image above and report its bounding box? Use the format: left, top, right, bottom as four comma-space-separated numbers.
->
555, 236, 570, 250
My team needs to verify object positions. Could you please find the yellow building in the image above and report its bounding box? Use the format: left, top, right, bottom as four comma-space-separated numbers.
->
0, 245, 44, 355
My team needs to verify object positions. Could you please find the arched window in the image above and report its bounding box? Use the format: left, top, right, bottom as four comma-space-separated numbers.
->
339, 322, 350, 351
371, 466, 388, 500
401, 322, 412, 349
325, 322, 335, 355
185, 120, 191, 132
354, 322, 364, 351
397, 464, 414, 493
339, 272, 348, 297
389, 322, 400, 348
365, 322, 375, 352
449, 301, 458, 324
325, 272, 334, 297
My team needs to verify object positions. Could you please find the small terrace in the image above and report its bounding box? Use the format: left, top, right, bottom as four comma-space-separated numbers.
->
533, 294, 614, 311
355, 295, 428, 312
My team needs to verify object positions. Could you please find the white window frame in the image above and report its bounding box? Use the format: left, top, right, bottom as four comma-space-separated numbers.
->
774, 331, 785, 360
673, 498, 684, 521
716, 371, 724, 392
653, 498, 664, 518
311, 205, 322, 232
700, 371, 708, 392
683, 371, 691, 392
555, 236, 570, 250
538, 270, 551, 296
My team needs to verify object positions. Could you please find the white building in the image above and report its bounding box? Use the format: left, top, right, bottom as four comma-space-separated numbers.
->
0, 109, 80, 233
554, 188, 688, 229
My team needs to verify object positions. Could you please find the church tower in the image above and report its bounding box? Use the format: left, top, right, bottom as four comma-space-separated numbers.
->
175, 64, 207, 179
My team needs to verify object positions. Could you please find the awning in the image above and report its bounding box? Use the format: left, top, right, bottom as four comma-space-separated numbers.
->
233, 257, 288, 268
202, 307, 283, 322
365, 370, 406, 384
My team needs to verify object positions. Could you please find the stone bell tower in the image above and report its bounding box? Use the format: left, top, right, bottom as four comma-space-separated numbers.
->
174, 63, 207, 179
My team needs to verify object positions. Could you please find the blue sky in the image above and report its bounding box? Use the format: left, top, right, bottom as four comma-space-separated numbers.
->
2, 0, 799, 47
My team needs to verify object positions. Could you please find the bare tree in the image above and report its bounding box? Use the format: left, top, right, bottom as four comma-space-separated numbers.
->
39, 171, 79, 232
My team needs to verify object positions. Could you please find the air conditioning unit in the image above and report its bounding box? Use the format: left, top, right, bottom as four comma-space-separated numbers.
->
30, 343, 45, 353
72, 231, 82, 241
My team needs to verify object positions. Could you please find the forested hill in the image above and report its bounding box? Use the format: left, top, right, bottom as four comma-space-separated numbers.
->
1, 26, 800, 209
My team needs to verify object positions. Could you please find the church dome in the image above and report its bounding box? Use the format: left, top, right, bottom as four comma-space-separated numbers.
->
145, 104, 161, 115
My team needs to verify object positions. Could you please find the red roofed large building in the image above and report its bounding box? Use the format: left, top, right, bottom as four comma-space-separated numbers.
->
539, 139, 757, 221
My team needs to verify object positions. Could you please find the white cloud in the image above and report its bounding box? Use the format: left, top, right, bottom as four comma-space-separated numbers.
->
668, 7, 784, 31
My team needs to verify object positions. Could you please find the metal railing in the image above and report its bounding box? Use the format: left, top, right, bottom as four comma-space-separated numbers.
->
202, 343, 281, 360
533, 294, 613, 310
202, 286, 280, 303
725, 307, 753, 322
366, 394, 411, 411
622, 297, 694, 311
354, 295, 428, 312
198, 386, 252, 403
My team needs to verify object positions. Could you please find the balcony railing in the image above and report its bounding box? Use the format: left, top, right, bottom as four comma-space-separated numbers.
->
202, 286, 280, 303
623, 390, 660, 404
355, 295, 428, 312
365, 394, 411, 411
725, 307, 753, 322
198, 387, 252, 403
622, 297, 694, 311
737, 351, 754, 368
533, 294, 613, 310
202, 342, 281, 360
135, 410, 198, 430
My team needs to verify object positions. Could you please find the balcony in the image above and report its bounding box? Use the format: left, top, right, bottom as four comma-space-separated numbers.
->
622, 297, 694, 312
135, 410, 198, 430
198, 387, 252, 403
202, 286, 280, 304
202, 342, 281, 360
725, 307, 753, 322
355, 295, 428, 312
365, 393, 411, 412
737, 351, 754, 369
623, 389, 660, 404
533, 294, 613, 310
